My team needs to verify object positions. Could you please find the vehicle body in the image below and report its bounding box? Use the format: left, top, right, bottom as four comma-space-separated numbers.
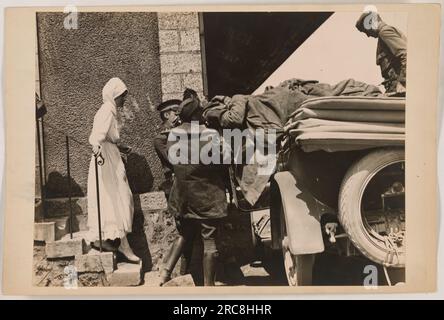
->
231, 96, 406, 286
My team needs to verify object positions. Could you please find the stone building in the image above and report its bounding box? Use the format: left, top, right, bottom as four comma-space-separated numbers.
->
36, 10, 331, 202
37, 12, 206, 199
33, 11, 333, 286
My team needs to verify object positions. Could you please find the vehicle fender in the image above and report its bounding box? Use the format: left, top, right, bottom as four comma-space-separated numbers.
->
271, 171, 325, 255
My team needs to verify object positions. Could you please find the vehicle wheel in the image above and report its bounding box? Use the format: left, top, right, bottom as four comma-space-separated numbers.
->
339, 148, 405, 268
280, 205, 315, 286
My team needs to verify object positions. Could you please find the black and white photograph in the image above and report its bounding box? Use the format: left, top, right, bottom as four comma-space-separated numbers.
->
30, 8, 410, 289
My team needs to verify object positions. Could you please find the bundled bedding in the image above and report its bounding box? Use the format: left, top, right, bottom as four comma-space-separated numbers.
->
202, 78, 405, 205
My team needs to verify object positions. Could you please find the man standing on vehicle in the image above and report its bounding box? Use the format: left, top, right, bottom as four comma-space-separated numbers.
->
154, 99, 181, 198
355, 10, 407, 94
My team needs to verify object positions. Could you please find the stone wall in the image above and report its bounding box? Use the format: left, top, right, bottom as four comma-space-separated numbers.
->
38, 12, 165, 197
157, 12, 204, 101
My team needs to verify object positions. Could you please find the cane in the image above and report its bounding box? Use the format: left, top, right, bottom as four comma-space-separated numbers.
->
94, 150, 105, 252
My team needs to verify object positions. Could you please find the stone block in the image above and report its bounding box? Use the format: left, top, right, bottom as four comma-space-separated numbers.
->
182, 73, 203, 92
162, 92, 183, 102
179, 28, 200, 51
161, 73, 182, 94
142, 271, 161, 286
109, 262, 142, 286
160, 52, 202, 74
163, 274, 195, 287
46, 239, 85, 259
139, 191, 168, 211
34, 199, 44, 222
159, 30, 179, 53
75, 251, 114, 273
50, 214, 88, 240
158, 12, 199, 30
34, 222, 56, 242
61, 230, 90, 241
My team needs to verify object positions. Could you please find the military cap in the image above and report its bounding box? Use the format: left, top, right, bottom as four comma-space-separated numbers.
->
156, 99, 181, 113
355, 10, 380, 32
178, 97, 201, 122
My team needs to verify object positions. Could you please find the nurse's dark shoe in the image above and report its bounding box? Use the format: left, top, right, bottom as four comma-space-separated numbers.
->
91, 239, 117, 252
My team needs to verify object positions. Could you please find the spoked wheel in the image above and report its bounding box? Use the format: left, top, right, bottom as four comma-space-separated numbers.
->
339, 148, 405, 269
280, 205, 315, 286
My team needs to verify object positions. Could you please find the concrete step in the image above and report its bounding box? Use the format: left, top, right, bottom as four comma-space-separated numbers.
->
108, 262, 142, 286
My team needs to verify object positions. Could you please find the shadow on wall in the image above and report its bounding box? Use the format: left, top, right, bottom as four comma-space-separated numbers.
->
45, 171, 85, 198
127, 194, 153, 273
125, 152, 154, 194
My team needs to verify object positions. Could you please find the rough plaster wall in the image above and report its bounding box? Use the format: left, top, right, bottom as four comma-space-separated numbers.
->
38, 12, 164, 197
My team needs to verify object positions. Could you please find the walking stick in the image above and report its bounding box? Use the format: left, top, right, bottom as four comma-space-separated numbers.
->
66, 136, 73, 239
94, 150, 105, 252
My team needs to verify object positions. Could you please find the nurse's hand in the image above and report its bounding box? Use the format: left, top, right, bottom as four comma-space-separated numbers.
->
92, 145, 101, 156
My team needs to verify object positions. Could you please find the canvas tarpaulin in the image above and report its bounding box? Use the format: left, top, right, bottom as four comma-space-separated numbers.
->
287, 96, 405, 152
202, 79, 404, 205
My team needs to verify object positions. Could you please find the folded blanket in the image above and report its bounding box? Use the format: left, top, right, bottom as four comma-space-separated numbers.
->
202, 78, 400, 206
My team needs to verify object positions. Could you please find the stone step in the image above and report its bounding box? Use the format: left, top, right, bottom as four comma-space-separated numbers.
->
142, 271, 161, 286
45, 238, 86, 259
34, 222, 56, 243
108, 262, 142, 286
75, 250, 115, 274
162, 274, 195, 287
61, 230, 90, 240
35, 199, 44, 222
40, 215, 88, 241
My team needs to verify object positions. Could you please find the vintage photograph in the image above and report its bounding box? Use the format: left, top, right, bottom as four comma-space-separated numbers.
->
33, 8, 407, 288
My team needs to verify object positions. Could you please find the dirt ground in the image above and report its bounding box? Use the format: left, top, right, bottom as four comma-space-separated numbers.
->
33, 203, 403, 287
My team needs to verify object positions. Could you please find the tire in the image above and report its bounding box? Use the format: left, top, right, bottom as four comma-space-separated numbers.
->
339, 148, 405, 268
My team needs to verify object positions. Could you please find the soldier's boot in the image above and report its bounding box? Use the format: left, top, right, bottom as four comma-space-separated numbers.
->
179, 255, 189, 275
179, 238, 195, 275
159, 236, 186, 286
203, 251, 218, 286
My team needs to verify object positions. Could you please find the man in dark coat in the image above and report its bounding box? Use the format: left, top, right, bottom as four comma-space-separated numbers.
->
159, 95, 227, 286
153, 99, 181, 197
356, 11, 407, 94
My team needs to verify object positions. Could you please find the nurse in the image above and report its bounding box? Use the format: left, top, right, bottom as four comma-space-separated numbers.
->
87, 77, 139, 263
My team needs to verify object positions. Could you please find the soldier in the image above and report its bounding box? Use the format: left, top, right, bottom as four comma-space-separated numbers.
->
159, 95, 228, 286
356, 11, 407, 94
153, 99, 181, 198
